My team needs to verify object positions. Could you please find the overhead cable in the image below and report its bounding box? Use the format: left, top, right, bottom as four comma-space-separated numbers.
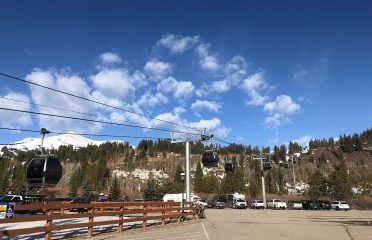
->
0, 107, 200, 136
0, 127, 164, 141
0, 72, 199, 132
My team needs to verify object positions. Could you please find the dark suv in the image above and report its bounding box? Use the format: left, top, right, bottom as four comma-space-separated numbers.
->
211, 200, 226, 209
317, 200, 331, 210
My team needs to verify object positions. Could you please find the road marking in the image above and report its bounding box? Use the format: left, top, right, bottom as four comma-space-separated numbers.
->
202, 222, 210, 240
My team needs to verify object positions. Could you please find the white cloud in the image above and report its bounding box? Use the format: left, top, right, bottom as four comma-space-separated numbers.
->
0, 92, 32, 127
264, 95, 301, 115
292, 135, 312, 147
242, 72, 270, 106
224, 55, 248, 86
264, 114, 286, 128
157, 77, 194, 99
90, 69, 141, 99
263, 95, 301, 128
237, 136, 244, 141
191, 100, 221, 113
137, 91, 168, 108
189, 118, 231, 138
25, 68, 103, 133
293, 68, 308, 80
211, 80, 230, 93
144, 59, 172, 80
99, 52, 122, 64
157, 34, 200, 54
196, 44, 219, 71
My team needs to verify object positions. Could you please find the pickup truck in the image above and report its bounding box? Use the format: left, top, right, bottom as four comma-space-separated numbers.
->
267, 199, 286, 209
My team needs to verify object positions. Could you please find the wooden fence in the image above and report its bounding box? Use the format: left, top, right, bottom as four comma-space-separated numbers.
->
0, 201, 197, 239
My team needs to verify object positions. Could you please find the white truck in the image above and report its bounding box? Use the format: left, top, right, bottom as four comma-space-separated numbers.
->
163, 193, 200, 203
267, 199, 287, 209
227, 193, 247, 209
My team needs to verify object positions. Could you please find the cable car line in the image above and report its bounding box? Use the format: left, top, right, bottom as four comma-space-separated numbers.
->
0, 127, 172, 141
0, 96, 174, 129
0, 72, 199, 132
0, 107, 200, 136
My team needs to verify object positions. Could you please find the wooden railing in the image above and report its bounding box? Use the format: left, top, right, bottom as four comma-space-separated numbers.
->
0, 201, 197, 239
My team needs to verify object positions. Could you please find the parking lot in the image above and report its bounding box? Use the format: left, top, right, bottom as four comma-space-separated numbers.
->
101, 208, 372, 240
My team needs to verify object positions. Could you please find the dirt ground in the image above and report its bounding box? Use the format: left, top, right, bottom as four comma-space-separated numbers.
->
203, 208, 372, 240
90, 208, 372, 240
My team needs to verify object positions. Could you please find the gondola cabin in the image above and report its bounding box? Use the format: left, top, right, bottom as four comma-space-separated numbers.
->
263, 161, 272, 171
26, 155, 62, 188
202, 151, 219, 167
224, 162, 235, 172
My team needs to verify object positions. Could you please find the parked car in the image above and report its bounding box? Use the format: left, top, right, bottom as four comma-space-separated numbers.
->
287, 200, 302, 210
196, 199, 208, 207
250, 200, 265, 209
331, 201, 350, 211
317, 200, 331, 210
211, 199, 226, 209
267, 199, 286, 209
70, 197, 91, 213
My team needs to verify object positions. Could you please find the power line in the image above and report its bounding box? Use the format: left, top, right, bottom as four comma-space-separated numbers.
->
214, 137, 233, 145
0, 107, 199, 136
0, 96, 99, 119
0, 127, 164, 141
0, 96, 166, 128
0, 72, 199, 132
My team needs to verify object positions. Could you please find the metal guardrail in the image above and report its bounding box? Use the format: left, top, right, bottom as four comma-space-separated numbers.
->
0, 201, 197, 239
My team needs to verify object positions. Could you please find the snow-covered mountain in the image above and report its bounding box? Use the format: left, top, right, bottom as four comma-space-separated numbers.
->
0, 132, 128, 152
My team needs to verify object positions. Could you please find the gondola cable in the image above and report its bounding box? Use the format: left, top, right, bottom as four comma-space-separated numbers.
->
0, 72, 199, 132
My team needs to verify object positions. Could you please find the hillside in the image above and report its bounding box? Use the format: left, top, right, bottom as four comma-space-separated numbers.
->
0, 128, 371, 203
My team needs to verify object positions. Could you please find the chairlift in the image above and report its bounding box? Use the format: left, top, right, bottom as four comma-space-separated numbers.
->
25, 128, 63, 188
202, 150, 219, 167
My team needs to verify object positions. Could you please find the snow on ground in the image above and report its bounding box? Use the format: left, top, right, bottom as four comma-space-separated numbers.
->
0, 215, 160, 240
113, 168, 169, 181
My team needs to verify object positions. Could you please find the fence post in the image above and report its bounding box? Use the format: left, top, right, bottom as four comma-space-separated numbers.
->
177, 202, 181, 224
88, 207, 95, 237
44, 209, 53, 240
161, 204, 165, 226
118, 206, 124, 232
192, 204, 196, 221
142, 204, 147, 229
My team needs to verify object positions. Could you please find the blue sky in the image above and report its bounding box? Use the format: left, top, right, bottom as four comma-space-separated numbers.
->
0, 0, 371, 147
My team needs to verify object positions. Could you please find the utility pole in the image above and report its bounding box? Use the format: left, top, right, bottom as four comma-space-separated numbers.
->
185, 141, 191, 202
253, 154, 267, 208
291, 155, 296, 191
171, 129, 213, 202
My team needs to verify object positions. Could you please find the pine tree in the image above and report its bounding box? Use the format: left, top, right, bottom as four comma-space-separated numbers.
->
109, 176, 121, 201
143, 177, 162, 201
174, 164, 184, 192
279, 145, 287, 161
329, 164, 352, 200
231, 167, 246, 193
11, 164, 26, 194
82, 180, 93, 199
69, 174, 79, 198
193, 162, 204, 193
273, 145, 280, 163
249, 179, 260, 198
308, 170, 328, 198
